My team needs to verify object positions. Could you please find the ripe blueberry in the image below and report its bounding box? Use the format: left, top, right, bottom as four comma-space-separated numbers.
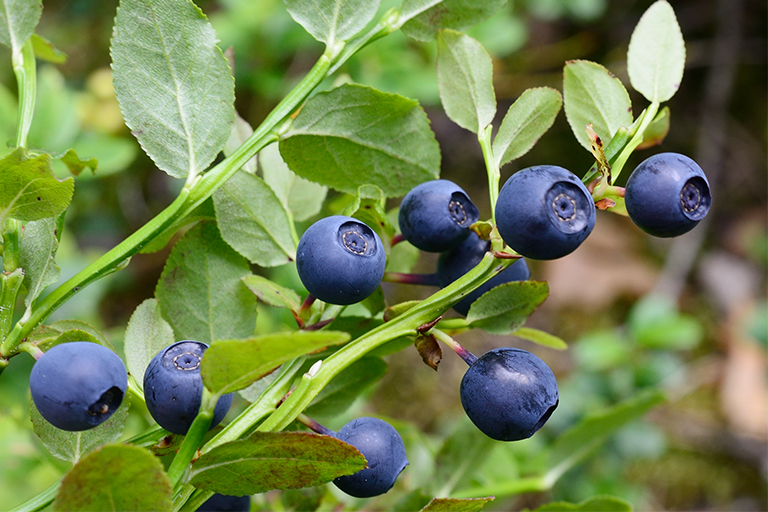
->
624, 152, 711, 237
196, 493, 250, 511
495, 166, 596, 260
29, 342, 127, 431
436, 232, 530, 315
296, 216, 386, 305
333, 417, 409, 498
460, 348, 558, 441
143, 341, 233, 435
398, 179, 480, 252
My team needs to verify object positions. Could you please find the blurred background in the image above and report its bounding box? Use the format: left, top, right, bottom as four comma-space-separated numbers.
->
0, 0, 765, 510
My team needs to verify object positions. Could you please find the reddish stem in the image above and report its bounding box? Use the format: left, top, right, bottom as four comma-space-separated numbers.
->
383, 272, 440, 286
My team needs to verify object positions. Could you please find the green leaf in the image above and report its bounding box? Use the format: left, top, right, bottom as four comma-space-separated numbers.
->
637, 106, 670, 149
528, 496, 632, 512
31, 33, 67, 64
284, 0, 380, 46
58, 148, 97, 176
30, 395, 130, 464
213, 170, 297, 267
545, 389, 667, 482
512, 327, 567, 350
123, 298, 175, 388
436, 29, 496, 134
155, 221, 257, 345
305, 357, 388, 417
20, 217, 60, 307
188, 431, 366, 495
401, 0, 508, 43
627, 0, 685, 103
201, 331, 350, 395
341, 184, 395, 249
627, 294, 702, 350
53, 444, 173, 512
279, 83, 440, 197
0, 148, 74, 226
493, 87, 562, 167
0, 0, 42, 52
260, 142, 327, 222
111, 0, 235, 179
242, 274, 302, 311
563, 60, 633, 152
421, 497, 495, 512
465, 281, 549, 334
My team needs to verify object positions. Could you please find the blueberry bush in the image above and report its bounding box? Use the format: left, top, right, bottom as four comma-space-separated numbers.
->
1, 0, 758, 511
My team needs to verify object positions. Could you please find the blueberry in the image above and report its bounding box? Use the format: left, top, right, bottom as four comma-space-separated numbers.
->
436, 232, 530, 315
460, 348, 558, 441
29, 342, 127, 431
196, 493, 250, 512
398, 179, 480, 252
624, 152, 711, 237
296, 216, 386, 305
495, 166, 596, 260
143, 341, 233, 435
333, 417, 409, 498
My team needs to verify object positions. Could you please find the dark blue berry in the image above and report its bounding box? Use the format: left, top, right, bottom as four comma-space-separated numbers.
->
333, 417, 409, 498
436, 232, 530, 315
495, 166, 596, 260
398, 180, 480, 252
196, 493, 250, 512
143, 341, 233, 435
624, 153, 711, 237
29, 342, 127, 431
296, 216, 386, 305
460, 348, 558, 441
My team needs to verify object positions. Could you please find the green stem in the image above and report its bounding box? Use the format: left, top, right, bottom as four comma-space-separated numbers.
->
609, 102, 659, 185
478, 124, 499, 223
328, 9, 399, 76
257, 253, 511, 433
167, 389, 216, 490
13, 38, 36, 149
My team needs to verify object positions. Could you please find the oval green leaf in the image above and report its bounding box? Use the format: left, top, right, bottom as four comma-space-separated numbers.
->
123, 298, 175, 388
563, 60, 632, 152
53, 444, 172, 512
111, 0, 235, 179
401, 0, 508, 43
188, 431, 366, 495
627, 0, 685, 103
260, 142, 327, 222
20, 217, 61, 307
279, 84, 440, 197
437, 29, 496, 134
512, 326, 567, 350
466, 281, 549, 334
242, 274, 302, 311
201, 331, 350, 395
285, 0, 380, 46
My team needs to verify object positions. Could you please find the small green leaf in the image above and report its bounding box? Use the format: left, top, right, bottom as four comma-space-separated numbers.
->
53, 444, 173, 512
111, 0, 235, 178
260, 142, 327, 222
563, 60, 633, 152
627, 0, 685, 103
31, 33, 67, 64
0, 148, 74, 226
279, 84, 440, 197
155, 221, 257, 345
401, 0, 508, 43
58, 148, 97, 176
528, 496, 632, 512
123, 298, 175, 388
512, 327, 567, 350
305, 357, 388, 417
213, 170, 297, 267
242, 274, 302, 311
637, 106, 670, 149
341, 184, 395, 249
201, 331, 350, 395
284, 0, 381, 46
20, 217, 60, 307
30, 395, 130, 464
421, 496, 496, 512
466, 281, 549, 334
437, 29, 496, 134
0, 0, 42, 52
546, 389, 667, 481
27, 321, 109, 352
188, 431, 366, 495
493, 87, 562, 167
